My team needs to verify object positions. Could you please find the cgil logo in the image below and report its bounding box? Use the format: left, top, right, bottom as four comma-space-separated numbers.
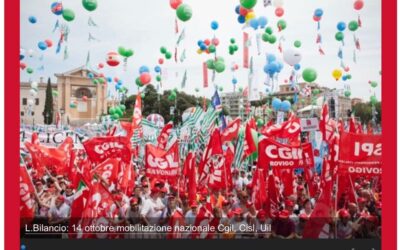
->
147, 154, 178, 169
94, 142, 124, 154
265, 145, 304, 160
348, 166, 382, 175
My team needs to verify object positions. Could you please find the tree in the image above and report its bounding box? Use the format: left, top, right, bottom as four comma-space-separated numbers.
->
353, 101, 381, 125
43, 78, 53, 124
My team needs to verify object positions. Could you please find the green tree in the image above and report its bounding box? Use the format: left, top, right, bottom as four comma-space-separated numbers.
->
43, 78, 53, 124
353, 101, 381, 125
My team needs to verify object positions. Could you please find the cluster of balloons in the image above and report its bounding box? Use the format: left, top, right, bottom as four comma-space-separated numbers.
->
313, 8, 323, 22
37, 39, 52, 51
302, 68, 318, 83
118, 46, 134, 60
109, 105, 126, 120
261, 26, 277, 44
248, 16, 268, 30
170, 0, 192, 22
106, 52, 120, 67
335, 21, 346, 42
271, 97, 291, 112
263, 54, 283, 77
28, 16, 37, 24
168, 89, 178, 101
82, 0, 98, 12
196, 37, 219, 54
206, 57, 226, 73
228, 38, 239, 55
342, 74, 352, 81
160, 46, 172, 60
136, 66, 152, 87
234, 1, 257, 25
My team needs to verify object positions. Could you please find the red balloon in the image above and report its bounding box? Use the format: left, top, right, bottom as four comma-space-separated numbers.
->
82, 96, 88, 102
234, 64, 239, 70
98, 63, 104, 69
106, 52, 120, 67
45, 39, 53, 47
275, 7, 284, 17
313, 15, 321, 22
114, 77, 119, 82
239, 6, 250, 16
158, 58, 164, 65
169, 0, 182, 10
204, 39, 211, 46
212, 38, 220, 46
284, 79, 288, 83
20, 62, 27, 70
354, 0, 364, 10
140, 73, 151, 84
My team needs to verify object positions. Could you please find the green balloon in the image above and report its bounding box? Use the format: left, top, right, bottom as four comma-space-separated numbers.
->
277, 20, 287, 30
233, 45, 238, 51
176, 4, 192, 22
119, 104, 126, 111
302, 68, 318, 83
118, 46, 126, 56
98, 78, 105, 84
240, 0, 257, 9
347, 74, 352, 80
156, 75, 161, 82
109, 107, 116, 115
52, 90, 58, 97
141, 93, 145, 98
262, 33, 270, 42
344, 90, 351, 97
82, 0, 97, 11
370, 81, 378, 88
111, 114, 119, 120
208, 45, 216, 53
214, 61, 225, 73
294, 40, 301, 48
136, 77, 143, 87
229, 46, 235, 55
70, 103, 77, 108
256, 118, 264, 127
238, 87, 243, 92
93, 79, 99, 85
230, 38, 236, 44
265, 27, 273, 35
268, 35, 277, 44
312, 89, 320, 95
124, 49, 134, 57
62, 9, 75, 22
165, 51, 172, 59
335, 32, 344, 41
206, 59, 215, 69
27, 68, 33, 74
160, 46, 167, 54
370, 96, 377, 105
348, 20, 358, 32
195, 88, 199, 92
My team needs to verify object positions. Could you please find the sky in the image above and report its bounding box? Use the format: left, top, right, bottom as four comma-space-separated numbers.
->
20, 0, 381, 101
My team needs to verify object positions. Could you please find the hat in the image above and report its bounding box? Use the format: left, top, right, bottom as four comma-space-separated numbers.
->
279, 210, 290, 219
297, 185, 305, 191
160, 187, 168, 193
357, 197, 366, 203
151, 187, 160, 194
285, 200, 295, 207
299, 213, 309, 221
366, 215, 378, 224
233, 207, 243, 215
246, 201, 254, 208
222, 200, 230, 206
257, 210, 267, 219
113, 194, 123, 202
130, 197, 138, 205
35, 181, 43, 185
338, 209, 350, 218
190, 201, 198, 208
56, 195, 65, 202
246, 183, 253, 190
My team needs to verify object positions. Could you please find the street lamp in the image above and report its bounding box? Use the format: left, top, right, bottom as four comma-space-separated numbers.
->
60, 108, 65, 130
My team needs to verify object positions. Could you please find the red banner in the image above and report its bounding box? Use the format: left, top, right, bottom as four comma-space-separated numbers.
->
243, 32, 249, 68
221, 118, 241, 143
157, 122, 173, 150
83, 136, 132, 164
145, 142, 179, 179
90, 158, 119, 185
258, 137, 314, 169
203, 62, 208, 87
20, 166, 35, 223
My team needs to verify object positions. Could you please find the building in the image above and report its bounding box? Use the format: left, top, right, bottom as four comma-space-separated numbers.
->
20, 66, 109, 126
220, 91, 248, 119
20, 77, 57, 125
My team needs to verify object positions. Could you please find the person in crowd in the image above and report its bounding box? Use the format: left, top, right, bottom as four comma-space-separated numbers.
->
255, 210, 272, 238
271, 210, 295, 239
336, 209, 353, 239
48, 195, 70, 226
299, 199, 313, 218
295, 213, 309, 239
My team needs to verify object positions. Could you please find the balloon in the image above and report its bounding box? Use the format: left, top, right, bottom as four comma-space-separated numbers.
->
38, 41, 47, 51
258, 16, 268, 28
208, 45, 216, 53
344, 91, 351, 97
302, 68, 317, 83
214, 61, 226, 73
70, 102, 77, 109
88, 72, 94, 79
342, 75, 347, 81
268, 35, 277, 44
140, 73, 151, 84
45, 39, 53, 47
335, 32, 344, 41
28, 16, 37, 24
139, 66, 150, 74
211, 21, 219, 30
312, 89, 320, 95
370, 81, 378, 88
206, 59, 215, 69
337, 21, 346, 31
249, 18, 259, 30
120, 104, 126, 111
30, 81, 38, 89
156, 75, 161, 82
20, 49, 25, 60
135, 77, 143, 87
212, 38, 220, 46
176, 4, 192, 22
82, 96, 88, 102
266, 54, 276, 63
347, 74, 352, 80
170, 0, 182, 9
52, 90, 58, 97
277, 19, 287, 30
264, 62, 279, 76
245, 12, 256, 22
20, 62, 27, 70
283, 48, 302, 66
98, 63, 104, 69
106, 52, 120, 66
261, 33, 270, 42
294, 40, 301, 48
82, 0, 97, 11
219, 87, 223, 92
332, 69, 343, 81
275, 7, 284, 17
281, 100, 291, 112
158, 58, 164, 64
154, 66, 161, 73
272, 98, 282, 111
160, 46, 167, 54
93, 79, 99, 85
240, 0, 257, 9
27, 68, 33, 74
235, 5, 241, 14
239, 6, 249, 16
51, 2, 63, 15
354, 0, 364, 10
62, 9, 75, 22
370, 96, 377, 105
348, 20, 358, 31
313, 15, 321, 22
314, 8, 323, 17
256, 118, 264, 127
272, 0, 284, 7
237, 15, 246, 24
238, 87, 243, 92
294, 64, 301, 70
232, 78, 238, 84
165, 51, 172, 59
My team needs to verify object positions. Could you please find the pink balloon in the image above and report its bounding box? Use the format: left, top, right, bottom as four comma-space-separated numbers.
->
275, 7, 284, 17
45, 39, 53, 47
169, 0, 182, 10
82, 96, 88, 102
158, 58, 164, 65
354, 0, 364, 10
20, 62, 27, 70
344, 67, 350, 72
212, 38, 220, 46
140, 73, 151, 84
114, 77, 119, 82
98, 63, 104, 69
313, 15, 321, 22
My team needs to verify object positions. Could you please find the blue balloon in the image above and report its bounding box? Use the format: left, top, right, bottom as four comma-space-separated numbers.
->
20, 54, 25, 60
281, 100, 291, 112
28, 16, 37, 24
139, 66, 150, 74
117, 80, 123, 85
232, 78, 238, 84
154, 66, 161, 73
272, 98, 282, 111
238, 15, 245, 24
88, 73, 94, 79
107, 77, 112, 82
342, 75, 347, 81
115, 85, 121, 90
51, 2, 63, 15
294, 64, 301, 71
200, 44, 207, 51
235, 5, 240, 14
211, 21, 219, 30
277, 62, 284, 72
249, 18, 259, 30
314, 8, 324, 17
337, 21, 346, 31
264, 62, 279, 76
258, 16, 268, 28
197, 40, 203, 47
37, 41, 47, 50
266, 54, 276, 63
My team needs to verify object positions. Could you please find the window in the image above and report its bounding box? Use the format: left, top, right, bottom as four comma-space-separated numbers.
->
20, 111, 24, 116
35, 98, 39, 105
75, 87, 92, 98
22, 98, 27, 105
31, 112, 35, 116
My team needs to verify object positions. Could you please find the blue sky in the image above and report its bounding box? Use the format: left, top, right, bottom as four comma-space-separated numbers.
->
20, 0, 381, 101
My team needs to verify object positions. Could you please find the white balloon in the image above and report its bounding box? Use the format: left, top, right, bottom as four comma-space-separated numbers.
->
283, 48, 302, 66
29, 89, 38, 97
28, 49, 35, 57
273, 0, 284, 7
27, 99, 35, 106
30, 81, 38, 89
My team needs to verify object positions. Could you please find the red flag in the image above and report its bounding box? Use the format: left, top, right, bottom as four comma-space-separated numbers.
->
243, 32, 249, 68
91, 158, 119, 185
203, 62, 208, 87
117, 162, 136, 196
243, 122, 257, 160
145, 142, 180, 179
185, 152, 197, 205
167, 210, 185, 239
349, 115, 357, 133
223, 143, 234, 190
192, 205, 213, 239
68, 174, 90, 238
20, 165, 35, 226
221, 118, 241, 143
157, 122, 173, 150
83, 136, 132, 164
261, 116, 301, 140
320, 104, 329, 141
251, 169, 267, 210
121, 94, 143, 139
24, 141, 46, 178
266, 173, 279, 218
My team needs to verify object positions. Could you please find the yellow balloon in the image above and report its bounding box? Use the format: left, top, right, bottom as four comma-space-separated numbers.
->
197, 49, 203, 54
245, 12, 256, 22
332, 69, 342, 81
